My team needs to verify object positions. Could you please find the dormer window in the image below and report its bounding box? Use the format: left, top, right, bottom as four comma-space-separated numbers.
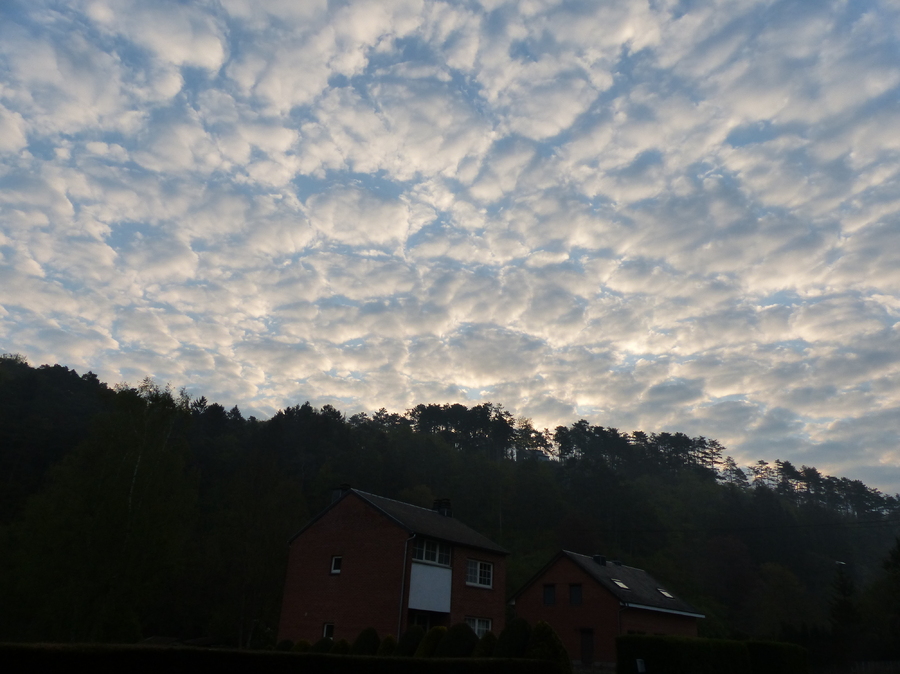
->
330, 556, 342, 574
612, 578, 630, 590
413, 538, 451, 566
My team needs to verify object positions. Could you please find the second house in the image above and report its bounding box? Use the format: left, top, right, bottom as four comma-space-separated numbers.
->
278, 486, 508, 643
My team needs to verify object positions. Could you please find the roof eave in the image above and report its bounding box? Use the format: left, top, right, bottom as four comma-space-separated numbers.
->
621, 602, 705, 619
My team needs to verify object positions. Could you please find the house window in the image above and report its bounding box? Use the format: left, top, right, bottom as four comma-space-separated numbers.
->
569, 583, 582, 605
658, 588, 674, 598
465, 617, 492, 637
543, 584, 556, 605
466, 559, 493, 588
323, 623, 334, 638
612, 578, 630, 590
413, 539, 451, 566
330, 556, 342, 574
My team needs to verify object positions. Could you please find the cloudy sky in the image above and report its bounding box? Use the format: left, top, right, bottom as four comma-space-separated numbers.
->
3, 0, 900, 492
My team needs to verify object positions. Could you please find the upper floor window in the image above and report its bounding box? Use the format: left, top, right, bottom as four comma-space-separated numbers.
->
543, 584, 556, 605
612, 578, 630, 590
413, 539, 451, 566
323, 623, 334, 638
658, 588, 674, 598
466, 559, 493, 588
330, 556, 342, 574
569, 583, 582, 605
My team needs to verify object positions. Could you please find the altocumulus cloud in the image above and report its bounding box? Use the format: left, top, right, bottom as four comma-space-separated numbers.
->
2, 0, 900, 491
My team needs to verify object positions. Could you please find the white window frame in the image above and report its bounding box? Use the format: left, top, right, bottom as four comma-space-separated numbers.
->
413, 538, 451, 566
330, 556, 342, 574
466, 559, 493, 588
465, 616, 492, 637
323, 623, 334, 638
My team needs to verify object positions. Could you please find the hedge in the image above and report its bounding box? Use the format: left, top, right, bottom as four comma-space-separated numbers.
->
395, 625, 425, 656
494, 617, 531, 658
376, 634, 397, 656
415, 626, 448, 657
472, 631, 496, 657
746, 640, 810, 674
616, 635, 808, 674
0, 644, 561, 674
526, 621, 572, 674
351, 628, 380, 656
434, 623, 479, 658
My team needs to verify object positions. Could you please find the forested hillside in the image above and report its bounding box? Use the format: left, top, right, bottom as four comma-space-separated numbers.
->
1, 355, 899, 660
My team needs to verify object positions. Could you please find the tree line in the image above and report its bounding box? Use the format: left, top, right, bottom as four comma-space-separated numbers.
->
0, 354, 898, 662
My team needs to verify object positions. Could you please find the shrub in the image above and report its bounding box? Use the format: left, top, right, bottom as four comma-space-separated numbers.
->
331, 639, 351, 655
616, 635, 751, 674
526, 621, 572, 674
376, 634, 397, 656
495, 617, 532, 658
414, 626, 448, 657
434, 623, 479, 658
351, 628, 381, 656
292, 639, 311, 653
274, 639, 293, 651
310, 637, 333, 654
746, 640, 809, 674
396, 626, 426, 656
472, 631, 497, 657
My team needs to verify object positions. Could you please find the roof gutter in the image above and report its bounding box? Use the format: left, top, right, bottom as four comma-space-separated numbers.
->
621, 602, 705, 619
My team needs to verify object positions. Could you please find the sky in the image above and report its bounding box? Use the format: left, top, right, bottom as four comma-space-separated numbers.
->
2, 0, 900, 493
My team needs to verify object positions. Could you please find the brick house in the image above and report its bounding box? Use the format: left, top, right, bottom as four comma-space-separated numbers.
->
278, 486, 508, 643
510, 550, 704, 667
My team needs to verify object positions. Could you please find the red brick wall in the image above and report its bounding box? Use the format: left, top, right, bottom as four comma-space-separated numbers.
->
278, 493, 509, 643
277, 493, 411, 643
512, 555, 699, 665
447, 547, 507, 633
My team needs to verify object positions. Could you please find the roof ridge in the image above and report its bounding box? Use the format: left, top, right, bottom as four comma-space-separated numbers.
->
353, 489, 440, 513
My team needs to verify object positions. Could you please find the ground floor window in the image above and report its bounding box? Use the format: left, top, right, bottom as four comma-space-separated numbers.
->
323, 623, 334, 638
465, 616, 492, 637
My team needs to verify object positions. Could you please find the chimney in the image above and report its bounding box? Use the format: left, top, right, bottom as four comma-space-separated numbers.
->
331, 483, 352, 503
593, 555, 607, 566
433, 498, 452, 517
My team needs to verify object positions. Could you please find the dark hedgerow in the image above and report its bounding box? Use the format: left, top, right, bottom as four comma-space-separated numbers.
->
0, 643, 568, 674
352, 627, 381, 655
472, 631, 497, 657
292, 639, 311, 653
746, 641, 810, 674
331, 638, 351, 655
616, 635, 751, 674
310, 637, 334, 653
415, 626, 448, 657
434, 622, 479, 658
395, 625, 426, 656
376, 634, 397, 656
275, 639, 293, 651
526, 621, 572, 674
495, 617, 532, 658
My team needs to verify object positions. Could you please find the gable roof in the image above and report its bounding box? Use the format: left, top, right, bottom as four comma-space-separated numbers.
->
289, 489, 509, 555
512, 550, 704, 618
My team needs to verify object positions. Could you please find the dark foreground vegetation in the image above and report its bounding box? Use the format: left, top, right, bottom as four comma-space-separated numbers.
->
1, 355, 899, 665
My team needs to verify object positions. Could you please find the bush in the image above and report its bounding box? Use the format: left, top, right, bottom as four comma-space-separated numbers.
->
526, 621, 572, 674
495, 618, 532, 658
616, 635, 751, 674
352, 627, 381, 656
434, 623, 479, 658
472, 631, 497, 657
415, 626, 448, 657
331, 639, 351, 655
310, 637, 334, 654
274, 639, 293, 651
746, 640, 809, 674
396, 625, 426, 656
376, 634, 397, 656
292, 639, 311, 653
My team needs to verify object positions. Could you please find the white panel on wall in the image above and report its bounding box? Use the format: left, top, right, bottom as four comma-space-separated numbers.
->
408, 562, 452, 612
